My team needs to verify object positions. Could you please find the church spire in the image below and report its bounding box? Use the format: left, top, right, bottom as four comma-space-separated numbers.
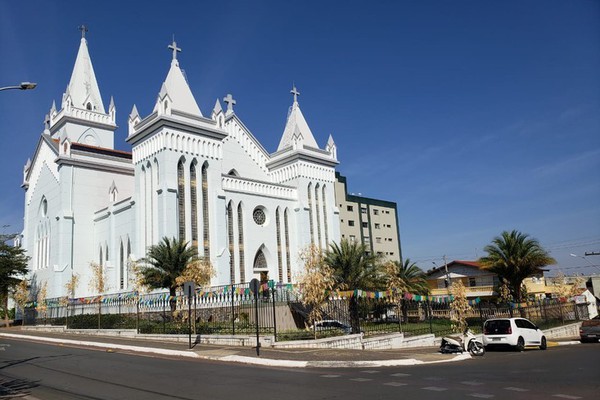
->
153, 37, 202, 117
65, 26, 105, 113
277, 84, 319, 151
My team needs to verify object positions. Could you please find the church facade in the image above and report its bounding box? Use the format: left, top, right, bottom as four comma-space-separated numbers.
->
21, 35, 343, 298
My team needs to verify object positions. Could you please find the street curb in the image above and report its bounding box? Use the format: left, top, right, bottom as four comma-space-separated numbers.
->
0, 332, 471, 368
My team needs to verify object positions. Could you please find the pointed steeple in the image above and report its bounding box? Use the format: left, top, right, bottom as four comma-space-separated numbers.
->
65, 33, 105, 113
277, 85, 319, 151
212, 99, 223, 115
153, 38, 202, 117
128, 104, 141, 136
326, 134, 337, 160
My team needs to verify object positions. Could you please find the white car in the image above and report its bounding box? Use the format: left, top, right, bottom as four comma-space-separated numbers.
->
482, 317, 547, 351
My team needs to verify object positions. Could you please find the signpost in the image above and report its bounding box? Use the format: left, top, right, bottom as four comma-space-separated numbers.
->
183, 281, 196, 349
250, 278, 260, 356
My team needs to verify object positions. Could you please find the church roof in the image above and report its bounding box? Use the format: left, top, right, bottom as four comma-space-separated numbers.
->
153, 42, 202, 117
277, 86, 319, 151
67, 37, 105, 113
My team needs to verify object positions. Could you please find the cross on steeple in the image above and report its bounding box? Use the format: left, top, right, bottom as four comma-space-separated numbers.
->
78, 25, 88, 39
168, 37, 181, 61
290, 84, 300, 103
223, 93, 236, 113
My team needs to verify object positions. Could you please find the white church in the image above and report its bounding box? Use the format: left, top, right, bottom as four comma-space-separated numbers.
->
21, 33, 342, 298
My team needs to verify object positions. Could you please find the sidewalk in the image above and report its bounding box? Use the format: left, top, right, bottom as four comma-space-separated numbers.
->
0, 327, 471, 368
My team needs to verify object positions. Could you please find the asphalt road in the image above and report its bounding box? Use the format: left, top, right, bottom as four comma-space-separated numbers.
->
0, 338, 598, 399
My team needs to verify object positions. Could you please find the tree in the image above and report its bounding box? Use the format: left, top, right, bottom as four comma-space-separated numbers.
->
324, 239, 384, 290
12, 279, 30, 326
479, 230, 555, 302
296, 245, 335, 338
138, 237, 198, 313
384, 259, 430, 323
449, 280, 472, 333
36, 282, 48, 325
88, 262, 106, 328
175, 258, 216, 288
0, 241, 29, 327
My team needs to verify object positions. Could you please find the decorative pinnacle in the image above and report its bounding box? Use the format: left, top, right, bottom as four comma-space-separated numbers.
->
78, 25, 88, 39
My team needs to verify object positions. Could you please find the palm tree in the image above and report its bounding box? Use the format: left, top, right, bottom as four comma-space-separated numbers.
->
384, 259, 429, 295
139, 237, 197, 313
384, 259, 429, 324
324, 239, 384, 290
479, 230, 555, 302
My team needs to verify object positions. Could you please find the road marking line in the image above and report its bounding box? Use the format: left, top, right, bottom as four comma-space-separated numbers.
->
384, 382, 408, 387
553, 395, 581, 399
361, 370, 380, 374
469, 394, 494, 398
350, 378, 372, 382
422, 386, 448, 391
320, 375, 340, 378
390, 373, 411, 377
504, 387, 529, 392
461, 381, 485, 386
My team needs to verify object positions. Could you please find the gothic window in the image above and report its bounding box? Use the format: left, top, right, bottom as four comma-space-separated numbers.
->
253, 248, 267, 271
99, 247, 103, 267
276, 208, 283, 282
190, 162, 198, 248
253, 207, 266, 226
227, 201, 235, 283
322, 185, 329, 247
177, 160, 186, 241
202, 163, 210, 258
237, 203, 245, 283
284, 208, 291, 282
147, 162, 154, 245
307, 183, 314, 244
315, 184, 322, 248
86, 102, 92, 110
119, 240, 124, 289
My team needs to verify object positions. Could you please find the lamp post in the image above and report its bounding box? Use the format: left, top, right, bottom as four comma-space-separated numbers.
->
0, 82, 37, 91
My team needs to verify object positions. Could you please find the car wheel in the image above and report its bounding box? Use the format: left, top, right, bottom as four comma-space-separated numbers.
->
540, 336, 547, 350
516, 337, 525, 352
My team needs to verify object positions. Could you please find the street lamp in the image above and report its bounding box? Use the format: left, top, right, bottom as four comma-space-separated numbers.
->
0, 82, 37, 91
570, 253, 600, 273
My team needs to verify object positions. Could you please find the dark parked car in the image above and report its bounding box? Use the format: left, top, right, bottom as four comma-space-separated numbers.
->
580, 316, 600, 343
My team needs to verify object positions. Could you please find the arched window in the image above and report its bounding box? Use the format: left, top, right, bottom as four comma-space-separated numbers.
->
276, 208, 283, 282
227, 201, 235, 283
190, 162, 198, 249
177, 160, 186, 241
253, 248, 267, 271
86, 102, 92, 110
307, 183, 314, 245
237, 203, 245, 283
202, 163, 210, 258
322, 185, 329, 247
284, 208, 291, 282
119, 241, 124, 289
99, 247, 103, 267
315, 184, 322, 248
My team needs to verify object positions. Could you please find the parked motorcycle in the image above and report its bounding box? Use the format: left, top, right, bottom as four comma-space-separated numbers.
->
440, 328, 485, 356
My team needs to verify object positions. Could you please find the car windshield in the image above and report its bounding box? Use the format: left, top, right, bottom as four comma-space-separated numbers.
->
485, 319, 511, 334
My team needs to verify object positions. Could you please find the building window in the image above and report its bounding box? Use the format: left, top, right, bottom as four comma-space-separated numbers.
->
276, 208, 283, 282
362, 222, 368, 228
349, 235, 356, 243
284, 208, 291, 282
373, 209, 379, 215
347, 205, 353, 212
364, 236, 370, 244
374, 223, 380, 229
348, 220, 355, 227
177, 160, 186, 241
315, 184, 322, 248
190, 162, 198, 248
228, 202, 235, 283
322, 185, 328, 248
376, 237, 382, 243
307, 183, 314, 244
119, 241, 124, 289
253, 249, 267, 271
253, 207, 266, 225
237, 203, 245, 283
469, 277, 477, 287
361, 207, 367, 214
202, 163, 210, 258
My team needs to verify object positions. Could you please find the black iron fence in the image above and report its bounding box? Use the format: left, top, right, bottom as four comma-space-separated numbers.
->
23, 283, 589, 342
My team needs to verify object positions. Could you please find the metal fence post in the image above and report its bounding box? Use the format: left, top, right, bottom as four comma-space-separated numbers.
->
163, 300, 166, 334
427, 300, 433, 334
136, 296, 140, 334
231, 286, 235, 336
272, 288, 277, 342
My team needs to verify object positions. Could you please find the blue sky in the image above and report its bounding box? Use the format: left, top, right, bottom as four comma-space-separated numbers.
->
1, 0, 599, 276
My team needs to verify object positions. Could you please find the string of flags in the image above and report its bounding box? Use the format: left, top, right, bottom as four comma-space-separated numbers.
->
25, 281, 482, 307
